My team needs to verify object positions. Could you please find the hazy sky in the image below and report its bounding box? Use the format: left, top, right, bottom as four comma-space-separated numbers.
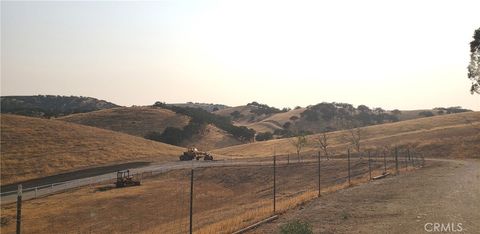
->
2, 0, 479, 110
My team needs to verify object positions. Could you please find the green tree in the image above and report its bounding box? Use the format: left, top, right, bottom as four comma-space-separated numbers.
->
468, 27, 480, 94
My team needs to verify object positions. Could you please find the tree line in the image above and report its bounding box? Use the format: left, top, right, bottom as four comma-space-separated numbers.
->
147, 102, 256, 145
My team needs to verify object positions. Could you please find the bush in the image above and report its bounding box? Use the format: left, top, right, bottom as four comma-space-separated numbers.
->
255, 132, 273, 141
279, 220, 313, 234
418, 111, 434, 117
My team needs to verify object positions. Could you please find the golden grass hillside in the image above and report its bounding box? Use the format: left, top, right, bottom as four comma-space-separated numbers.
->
212, 112, 480, 159
182, 124, 242, 150
59, 106, 190, 138
214, 105, 266, 124
0, 114, 185, 185
60, 106, 241, 149
244, 108, 306, 132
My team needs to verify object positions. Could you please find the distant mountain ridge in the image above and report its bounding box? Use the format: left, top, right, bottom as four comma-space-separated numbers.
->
0, 95, 119, 117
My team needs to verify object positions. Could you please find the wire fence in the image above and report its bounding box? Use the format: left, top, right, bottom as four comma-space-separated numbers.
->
1, 146, 425, 234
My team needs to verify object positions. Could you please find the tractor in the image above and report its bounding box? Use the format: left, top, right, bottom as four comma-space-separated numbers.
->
179, 147, 214, 161
115, 170, 141, 188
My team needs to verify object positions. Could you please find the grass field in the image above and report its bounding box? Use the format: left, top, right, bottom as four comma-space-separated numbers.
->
212, 112, 480, 159
0, 114, 185, 185
0, 156, 408, 234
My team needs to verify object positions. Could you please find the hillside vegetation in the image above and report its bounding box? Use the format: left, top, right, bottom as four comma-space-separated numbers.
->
60, 106, 241, 150
0, 95, 118, 117
60, 107, 190, 138
170, 102, 230, 112
212, 112, 480, 159
152, 102, 255, 144
216, 102, 472, 141
0, 114, 184, 185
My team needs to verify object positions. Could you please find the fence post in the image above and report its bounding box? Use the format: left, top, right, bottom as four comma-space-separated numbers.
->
189, 169, 194, 234
383, 150, 387, 173
273, 155, 276, 214
405, 149, 408, 171
347, 149, 351, 185
411, 150, 415, 168
35, 187, 38, 198
16, 184, 22, 234
368, 151, 372, 180
395, 147, 399, 175
287, 153, 290, 165
318, 151, 321, 197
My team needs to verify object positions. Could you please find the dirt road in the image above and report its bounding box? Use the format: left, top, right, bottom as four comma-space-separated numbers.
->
251, 159, 480, 233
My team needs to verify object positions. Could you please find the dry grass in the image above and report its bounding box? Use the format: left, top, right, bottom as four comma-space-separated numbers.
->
212, 112, 480, 159
59, 106, 190, 138
189, 166, 419, 234
59, 106, 242, 150
0, 158, 424, 234
182, 124, 242, 150
0, 114, 185, 185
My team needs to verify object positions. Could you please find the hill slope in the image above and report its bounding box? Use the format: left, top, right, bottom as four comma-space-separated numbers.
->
0, 114, 184, 185
60, 106, 242, 150
59, 107, 190, 138
212, 112, 480, 159
0, 95, 119, 117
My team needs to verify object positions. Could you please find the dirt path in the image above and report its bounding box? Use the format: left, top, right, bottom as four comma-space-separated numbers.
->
251, 159, 480, 233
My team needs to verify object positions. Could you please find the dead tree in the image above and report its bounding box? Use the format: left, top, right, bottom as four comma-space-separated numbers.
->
316, 132, 330, 160
348, 127, 363, 158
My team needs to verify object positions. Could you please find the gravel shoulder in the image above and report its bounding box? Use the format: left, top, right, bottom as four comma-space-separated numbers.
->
251, 159, 480, 233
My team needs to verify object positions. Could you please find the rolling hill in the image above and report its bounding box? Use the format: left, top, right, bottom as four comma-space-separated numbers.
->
60, 106, 242, 150
0, 95, 119, 117
0, 114, 185, 185
215, 103, 472, 140
212, 111, 480, 159
59, 107, 190, 138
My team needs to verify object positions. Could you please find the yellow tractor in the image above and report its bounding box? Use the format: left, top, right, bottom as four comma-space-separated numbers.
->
115, 170, 141, 188
180, 147, 214, 161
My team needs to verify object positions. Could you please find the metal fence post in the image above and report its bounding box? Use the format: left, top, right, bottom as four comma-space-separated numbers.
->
318, 151, 321, 197
16, 184, 22, 234
395, 147, 399, 175
405, 149, 408, 171
273, 155, 277, 214
368, 151, 372, 180
189, 169, 194, 234
411, 150, 415, 168
383, 150, 387, 173
347, 149, 351, 185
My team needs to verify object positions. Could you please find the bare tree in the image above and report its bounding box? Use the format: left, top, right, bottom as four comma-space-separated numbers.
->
316, 132, 330, 160
290, 134, 307, 162
348, 126, 363, 158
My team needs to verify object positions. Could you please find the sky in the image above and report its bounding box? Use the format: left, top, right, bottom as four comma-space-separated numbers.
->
1, 0, 479, 110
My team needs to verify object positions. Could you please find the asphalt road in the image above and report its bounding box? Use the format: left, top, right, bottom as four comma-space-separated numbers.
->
0, 158, 286, 204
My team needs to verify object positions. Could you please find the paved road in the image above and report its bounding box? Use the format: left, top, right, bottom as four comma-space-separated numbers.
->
0, 158, 290, 204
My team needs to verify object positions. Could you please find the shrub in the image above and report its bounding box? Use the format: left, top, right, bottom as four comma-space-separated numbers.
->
418, 111, 434, 117
279, 220, 313, 234
255, 132, 273, 141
